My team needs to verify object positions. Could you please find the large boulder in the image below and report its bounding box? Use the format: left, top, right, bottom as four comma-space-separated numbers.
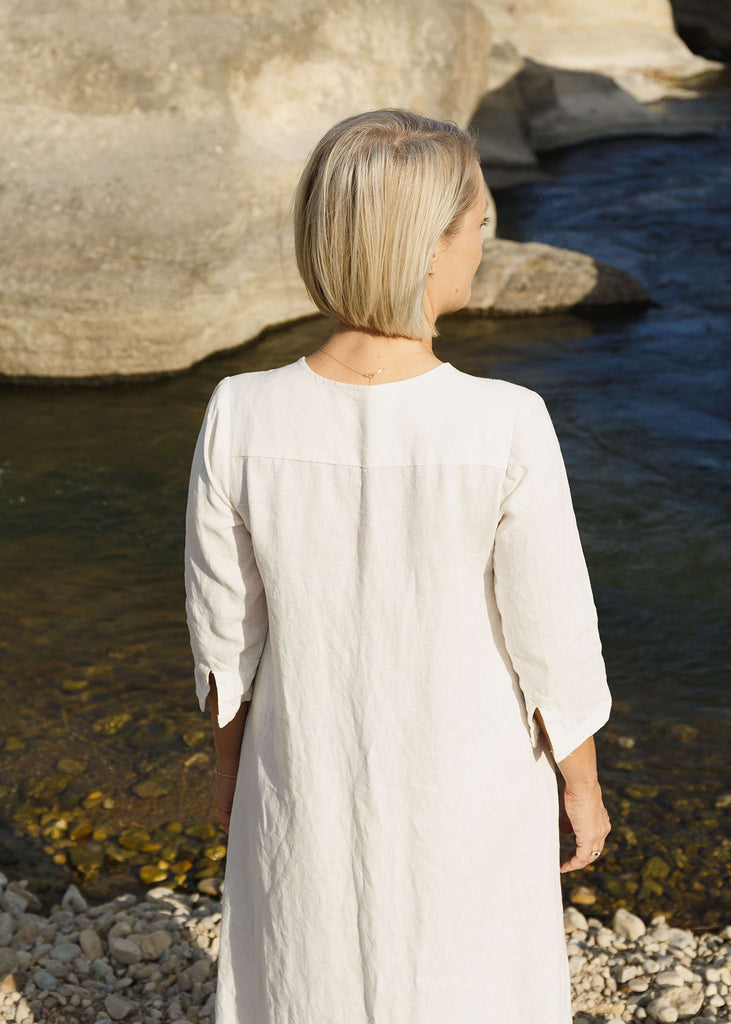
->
467, 239, 650, 317
473, 54, 719, 189
472, 0, 722, 189
0, 0, 714, 378
483, 0, 719, 102
0, 0, 494, 378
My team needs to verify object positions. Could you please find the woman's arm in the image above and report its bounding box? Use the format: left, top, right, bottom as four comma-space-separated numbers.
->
209, 671, 250, 834
535, 708, 611, 873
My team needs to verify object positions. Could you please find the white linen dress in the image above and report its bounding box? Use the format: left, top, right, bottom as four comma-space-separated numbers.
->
184, 354, 612, 1024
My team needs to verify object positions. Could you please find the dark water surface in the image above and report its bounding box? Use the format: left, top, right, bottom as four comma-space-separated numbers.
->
1, 92, 729, 927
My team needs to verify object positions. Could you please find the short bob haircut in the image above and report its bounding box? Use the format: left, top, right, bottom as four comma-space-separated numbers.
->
294, 109, 479, 341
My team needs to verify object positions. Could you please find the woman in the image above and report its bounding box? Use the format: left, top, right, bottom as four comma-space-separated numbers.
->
185, 109, 611, 1024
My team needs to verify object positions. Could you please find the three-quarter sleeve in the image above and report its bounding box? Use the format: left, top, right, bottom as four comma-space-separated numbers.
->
493, 390, 611, 763
185, 377, 269, 729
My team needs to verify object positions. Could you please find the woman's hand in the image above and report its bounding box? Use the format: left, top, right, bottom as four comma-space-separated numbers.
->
213, 771, 238, 835
559, 780, 611, 873
207, 672, 249, 836
533, 717, 611, 873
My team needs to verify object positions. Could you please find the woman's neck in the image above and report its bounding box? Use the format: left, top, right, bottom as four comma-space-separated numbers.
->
305, 327, 442, 385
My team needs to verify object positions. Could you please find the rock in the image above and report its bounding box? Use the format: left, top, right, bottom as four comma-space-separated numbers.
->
564, 906, 589, 933
50, 942, 81, 962
466, 239, 650, 317
61, 884, 88, 914
92, 712, 132, 736
56, 757, 86, 776
0, 889, 30, 917
0, 947, 17, 979
643, 856, 672, 882
33, 968, 59, 990
108, 936, 143, 965
655, 970, 685, 987
133, 775, 175, 799
6, 883, 42, 915
117, 828, 153, 852
0, 968, 25, 994
140, 865, 169, 885
128, 930, 171, 961
196, 878, 221, 898
613, 908, 647, 941
646, 984, 704, 1021
570, 886, 597, 908
0, 0, 494, 378
12, 918, 40, 945
483, 0, 719, 103
188, 958, 211, 984
104, 993, 136, 1020
475, 58, 713, 188
471, 40, 541, 187
78, 928, 104, 961
666, 723, 698, 743
628, 976, 650, 992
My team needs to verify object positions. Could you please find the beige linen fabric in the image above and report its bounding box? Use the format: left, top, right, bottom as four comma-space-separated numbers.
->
185, 355, 611, 1024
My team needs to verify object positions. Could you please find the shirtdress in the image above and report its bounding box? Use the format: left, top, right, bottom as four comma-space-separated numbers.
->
184, 354, 612, 1024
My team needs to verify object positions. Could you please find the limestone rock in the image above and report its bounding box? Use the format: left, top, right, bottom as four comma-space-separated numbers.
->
483, 0, 719, 102
564, 906, 589, 933
61, 884, 88, 913
32, 969, 59, 990
646, 983, 704, 1021
0, 890, 29, 917
0, 0, 493, 378
108, 936, 142, 965
474, 57, 717, 189
104, 993, 136, 1020
466, 239, 650, 317
78, 927, 104, 961
613, 907, 647, 941
0, 948, 17, 981
128, 930, 172, 961
49, 942, 81, 963
0, 0, 717, 379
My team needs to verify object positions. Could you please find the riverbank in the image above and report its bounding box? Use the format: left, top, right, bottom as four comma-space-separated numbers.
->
0, 874, 729, 1024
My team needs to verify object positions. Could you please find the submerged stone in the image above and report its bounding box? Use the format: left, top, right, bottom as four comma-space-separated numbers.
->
133, 775, 174, 799
139, 864, 169, 885
92, 712, 132, 735
118, 828, 152, 851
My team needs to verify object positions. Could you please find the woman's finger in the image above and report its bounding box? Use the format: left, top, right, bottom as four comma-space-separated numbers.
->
213, 775, 237, 834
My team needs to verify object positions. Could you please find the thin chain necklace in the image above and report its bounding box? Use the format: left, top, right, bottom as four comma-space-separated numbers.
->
316, 339, 437, 384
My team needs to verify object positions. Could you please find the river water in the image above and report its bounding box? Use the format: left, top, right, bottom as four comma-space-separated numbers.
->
0, 84, 729, 926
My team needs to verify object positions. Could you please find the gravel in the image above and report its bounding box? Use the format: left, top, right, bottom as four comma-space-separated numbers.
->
1, 873, 729, 1023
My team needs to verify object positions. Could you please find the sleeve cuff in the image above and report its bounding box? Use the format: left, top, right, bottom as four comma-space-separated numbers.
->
533, 694, 612, 764
195, 661, 254, 729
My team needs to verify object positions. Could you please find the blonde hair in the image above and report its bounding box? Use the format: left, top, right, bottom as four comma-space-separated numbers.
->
293, 109, 478, 341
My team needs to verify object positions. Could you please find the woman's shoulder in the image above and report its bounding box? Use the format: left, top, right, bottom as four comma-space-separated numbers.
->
444, 364, 544, 416
224, 359, 300, 394
205, 361, 303, 414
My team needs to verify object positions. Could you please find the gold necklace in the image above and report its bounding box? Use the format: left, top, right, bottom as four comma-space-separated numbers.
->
316, 340, 437, 384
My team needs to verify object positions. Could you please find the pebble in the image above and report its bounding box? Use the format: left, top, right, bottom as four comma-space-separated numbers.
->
614, 907, 647, 941
0, 872, 728, 1023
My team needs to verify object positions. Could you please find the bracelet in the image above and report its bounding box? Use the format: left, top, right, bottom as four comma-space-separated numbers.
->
214, 766, 238, 779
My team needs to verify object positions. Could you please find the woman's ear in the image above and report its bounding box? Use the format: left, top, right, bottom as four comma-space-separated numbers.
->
429, 236, 448, 276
